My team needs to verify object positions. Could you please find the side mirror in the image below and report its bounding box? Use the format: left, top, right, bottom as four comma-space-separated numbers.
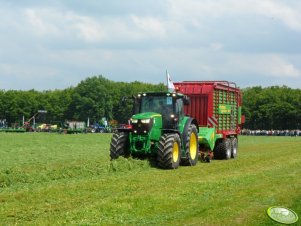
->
183, 96, 190, 105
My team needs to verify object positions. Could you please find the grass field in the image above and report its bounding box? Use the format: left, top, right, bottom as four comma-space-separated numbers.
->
0, 133, 300, 225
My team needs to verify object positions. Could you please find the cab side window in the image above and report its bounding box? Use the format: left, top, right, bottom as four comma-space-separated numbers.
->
176, 99, 184, 119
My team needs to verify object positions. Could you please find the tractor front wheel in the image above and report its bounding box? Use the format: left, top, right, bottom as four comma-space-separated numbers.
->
157, 133, 181, 169
110, 132, 129, 160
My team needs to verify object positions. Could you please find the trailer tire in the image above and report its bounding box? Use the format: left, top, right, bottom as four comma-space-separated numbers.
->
214, 138, 231, 160
157, 133, 181, 169
231, 137, 238, 158
110, 132, 129, 160
213, 139, 221, 159
223, 138, 231, 160
181, 124, 199, 166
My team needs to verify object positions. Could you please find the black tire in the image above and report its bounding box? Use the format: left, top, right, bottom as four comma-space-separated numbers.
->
214, 138, 231, 160
231, 137, 238, 158
157, 133, 181, 169
110, 132, 129, 160
213, 139, 221, 159
181, 124, 199, 166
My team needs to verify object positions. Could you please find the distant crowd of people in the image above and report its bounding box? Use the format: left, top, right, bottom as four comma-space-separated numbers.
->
241, 129, 301, 136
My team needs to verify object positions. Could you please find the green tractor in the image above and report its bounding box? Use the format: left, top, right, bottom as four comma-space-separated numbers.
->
110, 92, 199, 169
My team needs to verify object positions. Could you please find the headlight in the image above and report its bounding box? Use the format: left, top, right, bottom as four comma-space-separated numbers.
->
141, 119, 151, 124
131, 119, 138, 124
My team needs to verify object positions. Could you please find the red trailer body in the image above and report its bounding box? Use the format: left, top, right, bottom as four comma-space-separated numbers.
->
174, 81, 244, 138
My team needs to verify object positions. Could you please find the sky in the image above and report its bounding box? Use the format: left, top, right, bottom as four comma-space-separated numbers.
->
0, 0, 301, 90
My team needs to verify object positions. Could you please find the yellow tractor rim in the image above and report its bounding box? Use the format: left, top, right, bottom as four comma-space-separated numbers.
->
190, 133, 197, 159
172, 141, 179, 163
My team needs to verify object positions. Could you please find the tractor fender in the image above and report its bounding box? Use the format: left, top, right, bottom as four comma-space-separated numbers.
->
161, 129, 181, 138
181, 118, 199, 149
117, 128, 132, 133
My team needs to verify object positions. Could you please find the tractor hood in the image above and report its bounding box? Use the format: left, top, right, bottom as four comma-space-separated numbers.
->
130, 112, 163, 136
130, 112, 162, 127
131, 112, 161, 120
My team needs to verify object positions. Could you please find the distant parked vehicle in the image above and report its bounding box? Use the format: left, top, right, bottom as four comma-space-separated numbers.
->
90, 123, 111, 133
64, 121, 86, 134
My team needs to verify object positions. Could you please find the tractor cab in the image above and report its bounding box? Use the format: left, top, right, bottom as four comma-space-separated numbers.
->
133, 92, 189, 130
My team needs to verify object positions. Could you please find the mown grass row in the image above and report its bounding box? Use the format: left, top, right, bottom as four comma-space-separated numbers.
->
0, 134, 300, 225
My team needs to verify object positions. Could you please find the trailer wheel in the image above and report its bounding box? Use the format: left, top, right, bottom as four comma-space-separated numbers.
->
231, 137, 238, 158
214, 138, 231, 160
157, 133, 181, 169
110, 132, 129, 160
181, 124, 199, 166
223, 138, 231, 160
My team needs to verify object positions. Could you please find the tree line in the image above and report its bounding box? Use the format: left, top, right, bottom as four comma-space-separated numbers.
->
0, 75, 300, 130
242, 86, 301, 130
0, 76, 165, 127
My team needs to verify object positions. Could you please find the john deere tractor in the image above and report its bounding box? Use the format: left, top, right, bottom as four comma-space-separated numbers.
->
110, 92, 199, 169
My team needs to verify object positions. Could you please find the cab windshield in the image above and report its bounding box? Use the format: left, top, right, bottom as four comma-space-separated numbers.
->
140, 95, 173, 116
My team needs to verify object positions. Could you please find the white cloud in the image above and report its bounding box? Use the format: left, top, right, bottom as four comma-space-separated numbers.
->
24, 8, 61, 36
265, 56, 301, 77
224, 54, 301, 78
0, 64, 14, 76
255, 1, 301, 31
131, 15, 166, 38
210, 42, 223, 51
66, 12, 106, 42
22, 7, 167, 44
167, 0, 301, 32
24, 8, 105, 42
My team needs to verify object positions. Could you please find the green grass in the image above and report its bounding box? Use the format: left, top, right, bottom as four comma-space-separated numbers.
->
0, 134, 300, 225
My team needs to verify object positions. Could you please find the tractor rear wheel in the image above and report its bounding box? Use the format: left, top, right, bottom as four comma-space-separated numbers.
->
214, 138, 231, 160
110, 132, 129, 160
157, 133, 181, 169
231, 137, 238, 158
181, 124, 199, 166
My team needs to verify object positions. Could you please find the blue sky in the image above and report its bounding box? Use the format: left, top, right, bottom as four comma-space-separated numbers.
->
0, 0, 301, 90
